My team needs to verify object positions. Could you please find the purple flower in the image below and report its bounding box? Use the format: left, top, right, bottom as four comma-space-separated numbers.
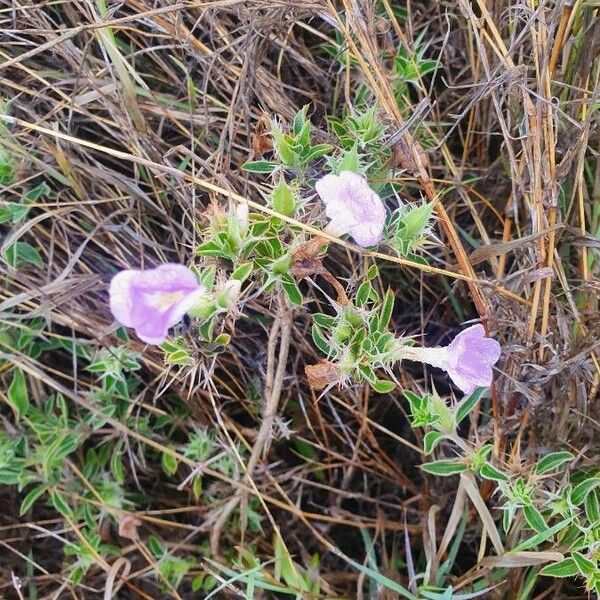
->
315, 171, 386, 247
109, 264, 206, 345
402, 324, 501, 395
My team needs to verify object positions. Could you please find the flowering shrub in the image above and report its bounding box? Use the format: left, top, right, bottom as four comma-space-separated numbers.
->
107, 106, 501, 400
97, 104, 600, 597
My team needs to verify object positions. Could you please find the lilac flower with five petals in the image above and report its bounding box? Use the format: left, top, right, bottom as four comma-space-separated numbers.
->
109, 264, 206, 345
402, 324, 501, 395
315, 171, 386, 247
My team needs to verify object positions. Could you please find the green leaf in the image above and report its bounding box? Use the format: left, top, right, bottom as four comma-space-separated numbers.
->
421, 460, 467, 476
3, 242, 43, 269
241, 160, 278, 173
355, 281, 372, 307
199, 317, 216, 341
20, 485, 47, 515
196, 240, 228, 259
274, 532, 309, 591
571, 477, 600, 506
231, 262, 253, 282
423, 431, 445, 455
281, 278, 303, 305
420, 588, 492, 600
293, 106, 309, 137
370, 379, 396, 394
190, 474, 202, 502
512, 517, 572, 552
571, 551, 595, 577
8, 368, 29, 419
147, 535, 164, 558
333, 552, 417, 599
192, 574, 205, 593
270, 251, 290, 275
329, 118, 347, 139
479, 462, 508, 482
0, 150, 14, 185
199, 265, 217, 290
0, 203, 29, 224
399, 202, 433, 239
86, 360, 108, 373
165, 348, 195, 366
23, 181, 51, 202
202, 574, 217, 591
161, 452, 178, 477
271, 178, 296, 217
585, 490, 599, 522
358, 364, 375, 383
311, 323, 333, 356
403, 390, 423, 410
430, 395, 453, 430
213, 333, 231, 346
365, 264, 379, 280
335, 144, 361, 173
70, 566, 85, 585
378, 289, 395, 331
313, 313, 335, 328
50, 490, 72, 517
540, 557, 579, 578
454, 387, 485, 426
111, 450, 125, 483
271, 123, 296, 165
0, 471, 20, 485
535, 451, 574, 475
303, 144, 333, 164
523, 505, 548, 533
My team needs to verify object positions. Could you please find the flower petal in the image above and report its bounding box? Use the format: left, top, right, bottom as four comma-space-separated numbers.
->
315, 171, 387, 247
108, 264, 204, 345
349, 220, 385, 247
134, 314, 172, 345
402, 324, 501, 395
133, 263, 200, 293
109, 269, 139, 327
448, 363, 494, 395
315, 173, 343, 208
445, 324, 501, 393
128, 269, 201, 333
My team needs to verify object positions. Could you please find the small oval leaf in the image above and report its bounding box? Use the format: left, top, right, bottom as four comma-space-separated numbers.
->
535, 451, 574, 475
421, 460, 467, 476
523, 505, 548, 533
370, 379, 396, 394
479, 462, 508, 482
571, 478, 600, 506
242, 160, 279, 173
540, 557, 579, 578
20, 485, 47, 515
423, 431, 445, 455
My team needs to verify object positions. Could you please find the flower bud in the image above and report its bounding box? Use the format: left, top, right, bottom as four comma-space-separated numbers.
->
236, 202, 249, 235
216, 279, 242, 309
